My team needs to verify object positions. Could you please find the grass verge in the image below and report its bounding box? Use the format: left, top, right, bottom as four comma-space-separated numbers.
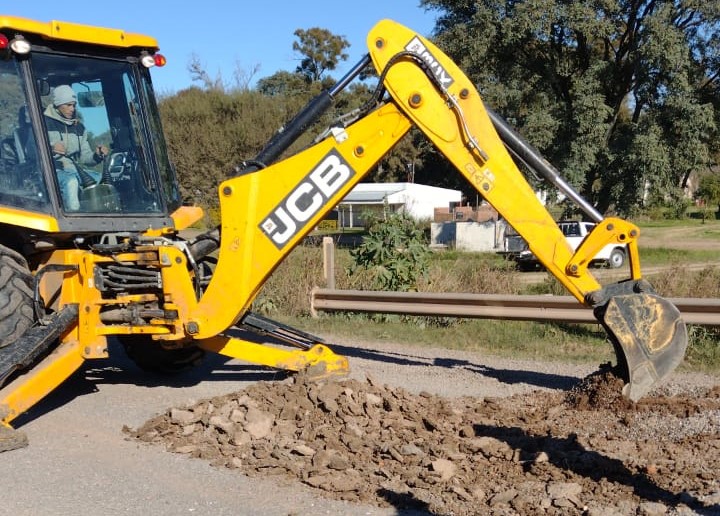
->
278, 314, 718, 375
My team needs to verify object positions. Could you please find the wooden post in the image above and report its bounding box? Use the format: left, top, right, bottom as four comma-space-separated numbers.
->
322, 237, 335, 289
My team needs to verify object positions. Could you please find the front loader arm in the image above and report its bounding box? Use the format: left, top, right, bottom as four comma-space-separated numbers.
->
186, 19, 685, 400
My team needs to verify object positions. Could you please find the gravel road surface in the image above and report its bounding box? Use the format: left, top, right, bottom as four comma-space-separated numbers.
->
3, 336, 718, 516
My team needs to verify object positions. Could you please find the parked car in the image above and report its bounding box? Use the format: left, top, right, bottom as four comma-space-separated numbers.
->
500, 220, 627, 271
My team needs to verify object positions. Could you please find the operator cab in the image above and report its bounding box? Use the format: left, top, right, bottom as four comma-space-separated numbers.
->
0, 20, 180, 233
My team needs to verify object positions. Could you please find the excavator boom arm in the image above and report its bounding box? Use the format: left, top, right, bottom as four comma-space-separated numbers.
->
180, 20, 687, 400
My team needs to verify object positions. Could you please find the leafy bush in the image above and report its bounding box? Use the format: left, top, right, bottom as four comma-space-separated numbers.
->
347, 210, 431, 292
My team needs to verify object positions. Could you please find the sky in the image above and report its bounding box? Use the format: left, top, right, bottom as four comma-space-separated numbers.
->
5, 0, 439, 94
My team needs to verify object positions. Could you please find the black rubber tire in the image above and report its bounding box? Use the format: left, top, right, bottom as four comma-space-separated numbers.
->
0, 245, 34, 348
608, 248, 626, 269
119, 337, 205, 375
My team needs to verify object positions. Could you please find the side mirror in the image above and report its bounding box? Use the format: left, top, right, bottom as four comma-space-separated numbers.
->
77, 91, 105, 108
37, 79, 50, 96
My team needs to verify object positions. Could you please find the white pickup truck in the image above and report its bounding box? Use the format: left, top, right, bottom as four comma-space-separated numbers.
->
500, 220, 627, 271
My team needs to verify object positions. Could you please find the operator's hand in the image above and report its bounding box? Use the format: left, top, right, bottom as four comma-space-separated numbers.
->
96, 145, 109, 157
52, 142, 66, 155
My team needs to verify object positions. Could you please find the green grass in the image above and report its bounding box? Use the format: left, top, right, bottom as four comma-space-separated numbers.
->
279, 314, 616, 364
279, 314, 718, 374
636, 247, 720, 266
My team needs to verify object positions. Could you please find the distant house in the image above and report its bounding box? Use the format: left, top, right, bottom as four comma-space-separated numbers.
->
336, 182, 462, 228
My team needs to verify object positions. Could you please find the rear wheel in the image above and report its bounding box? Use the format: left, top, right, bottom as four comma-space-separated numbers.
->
119, 252, 215, 375
608, 248, 625, 269
119, 337, 205, 375
0, 245, 34, 348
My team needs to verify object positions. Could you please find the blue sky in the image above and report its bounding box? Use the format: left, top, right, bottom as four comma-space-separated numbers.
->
5, 1, 439, 94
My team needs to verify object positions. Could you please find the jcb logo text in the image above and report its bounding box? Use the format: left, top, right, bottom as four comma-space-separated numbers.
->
260, 150, 355, 249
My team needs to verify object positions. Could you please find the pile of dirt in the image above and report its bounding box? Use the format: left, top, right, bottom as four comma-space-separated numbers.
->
126, 372, 720, 515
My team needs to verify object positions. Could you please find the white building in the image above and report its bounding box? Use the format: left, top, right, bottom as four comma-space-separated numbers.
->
337, 182, 462, 228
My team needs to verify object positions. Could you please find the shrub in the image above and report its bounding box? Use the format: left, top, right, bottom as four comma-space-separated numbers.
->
347, 211, 431, 292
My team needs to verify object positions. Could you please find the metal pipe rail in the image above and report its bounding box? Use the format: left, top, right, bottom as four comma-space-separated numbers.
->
310, 289, 720, 326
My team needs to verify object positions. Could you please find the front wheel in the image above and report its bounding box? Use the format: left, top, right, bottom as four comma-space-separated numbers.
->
607, 248, 626, 269
0, 245, 34, 348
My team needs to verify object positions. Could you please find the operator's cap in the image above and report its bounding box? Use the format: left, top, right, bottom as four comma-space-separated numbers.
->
52, 85, 77, 106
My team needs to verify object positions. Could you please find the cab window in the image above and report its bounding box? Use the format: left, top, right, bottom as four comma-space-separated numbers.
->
0, 59, 50, 212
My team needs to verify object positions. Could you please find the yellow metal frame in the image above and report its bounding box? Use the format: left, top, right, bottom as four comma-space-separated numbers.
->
0, 206, 59, 233
0, 340, 85, 425
177, 103, 413, 339
0, 15, 158, 49
199, 338, 349, 378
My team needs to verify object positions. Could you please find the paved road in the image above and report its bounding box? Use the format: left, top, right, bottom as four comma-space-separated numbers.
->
3, 343, 400, 516
3, 334, 715, 516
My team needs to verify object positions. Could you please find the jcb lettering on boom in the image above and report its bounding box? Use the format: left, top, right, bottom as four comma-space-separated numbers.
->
405, 36, 454, 89
260, 150, 355, 249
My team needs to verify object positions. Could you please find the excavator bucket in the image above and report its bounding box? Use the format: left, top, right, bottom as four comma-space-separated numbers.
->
596, 292, 688, 401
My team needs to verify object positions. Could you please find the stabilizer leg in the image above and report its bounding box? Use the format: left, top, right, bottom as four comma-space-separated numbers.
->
0, 339, 86, 426
198, 336, 349, 379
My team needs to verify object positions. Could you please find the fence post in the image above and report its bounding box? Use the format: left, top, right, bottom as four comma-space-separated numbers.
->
323, 237, 335, 290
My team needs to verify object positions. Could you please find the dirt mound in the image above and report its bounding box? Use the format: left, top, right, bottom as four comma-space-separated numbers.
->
126, 373, 720, 515
565, 367, 633, 411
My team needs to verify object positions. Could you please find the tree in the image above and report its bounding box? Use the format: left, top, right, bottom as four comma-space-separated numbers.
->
421, 0, 720, 216
292, 28, 350, 82
695, 170, 720, 217
158, 88, 289, 215
256, 70, 313, 97
187, 53, 260, 92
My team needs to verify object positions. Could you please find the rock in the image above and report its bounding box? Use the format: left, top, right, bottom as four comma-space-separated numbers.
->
466, 436, 513, 458
343, 422, 363, 438
364, 393, 382, 406
128, 375, 720, 516
459, 425, 475, 437
304, 470, 362, 492
291, 443, 316, 457
230, 430, 251, 446
430, 458, 457, 481
547, 481, 582, 499
315, 382, 345, 414
209, 415, 234, 434
312, 449, 347, 470
639, 501, 668, 515
244, 407, 274, 440
534, 451, 550, 463
0, 426, 28, 452
173, 445, 197, 454
170, 408, 198, 425
400, 443, 424, 456
469, 485, 486, 500
229, 409, 245, 424
489, 489, 518, 506
451, 486, 474, 501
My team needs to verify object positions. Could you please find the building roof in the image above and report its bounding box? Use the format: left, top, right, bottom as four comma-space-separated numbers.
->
341, 187, 404, 204
340, 182, 459, 205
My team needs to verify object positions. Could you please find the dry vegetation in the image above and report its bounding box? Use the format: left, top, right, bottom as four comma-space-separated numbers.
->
253, 240, 720, 371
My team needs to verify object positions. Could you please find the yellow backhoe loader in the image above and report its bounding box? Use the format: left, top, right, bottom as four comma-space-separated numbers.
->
0, 15, 687, 451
